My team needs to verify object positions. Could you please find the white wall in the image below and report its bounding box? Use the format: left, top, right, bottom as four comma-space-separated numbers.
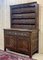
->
0, 0, 43, 53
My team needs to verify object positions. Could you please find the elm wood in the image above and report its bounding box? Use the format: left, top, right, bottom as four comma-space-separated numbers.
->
4, 29, 32, 37
11, 7, 35, 14
10, 2, 37, 9
11, 25, 35, 29
5, 35, 17, 50
11, 19, 35, 25
35, 4, 39, 53
11, 13, 35, 19
4, 29, 38, 57
4, 2, 39, 58
10, 2, 38, 29
17, 36, 30, 52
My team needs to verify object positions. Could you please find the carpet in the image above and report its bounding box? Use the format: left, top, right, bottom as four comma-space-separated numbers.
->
0, 50, 36, 60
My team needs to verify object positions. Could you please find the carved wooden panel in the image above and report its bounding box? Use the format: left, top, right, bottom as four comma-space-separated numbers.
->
17, 36, 30, 52
4, 2, 39, 58
5, 35, 17, 50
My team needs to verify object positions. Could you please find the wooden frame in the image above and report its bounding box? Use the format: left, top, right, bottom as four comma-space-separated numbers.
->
4, 2, 39, 58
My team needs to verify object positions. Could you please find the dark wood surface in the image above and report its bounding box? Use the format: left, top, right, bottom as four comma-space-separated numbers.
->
4, 29, 38, 57
10, 2, 39, 30
4, 2, 39, 58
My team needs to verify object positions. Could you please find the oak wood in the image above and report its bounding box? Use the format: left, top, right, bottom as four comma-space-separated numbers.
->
4, 2, 39, 58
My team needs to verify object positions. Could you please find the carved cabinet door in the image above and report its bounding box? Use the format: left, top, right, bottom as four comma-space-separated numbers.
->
17, 36, 30, 54
5, 35, 17, 50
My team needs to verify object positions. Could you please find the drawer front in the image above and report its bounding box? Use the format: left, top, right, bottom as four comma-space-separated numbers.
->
4, 30, 30, 37
17, 36, 30, 53
5, 35, 17, 50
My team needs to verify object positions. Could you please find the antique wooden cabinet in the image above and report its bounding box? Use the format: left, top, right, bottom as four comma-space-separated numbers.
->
4, 2, 39, 57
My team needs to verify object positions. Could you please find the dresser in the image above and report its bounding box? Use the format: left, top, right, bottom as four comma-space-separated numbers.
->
4, 2, 39, 57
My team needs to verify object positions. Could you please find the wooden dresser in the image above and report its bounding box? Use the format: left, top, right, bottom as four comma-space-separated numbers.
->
4, 2, 39, 57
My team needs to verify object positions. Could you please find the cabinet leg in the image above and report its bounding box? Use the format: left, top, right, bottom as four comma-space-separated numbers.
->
29, 55, 32, 58
4, 47, 6, 51
29, 52, 32, 58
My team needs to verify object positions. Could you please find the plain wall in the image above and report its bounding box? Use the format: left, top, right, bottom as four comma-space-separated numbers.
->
0, 0, 43, 53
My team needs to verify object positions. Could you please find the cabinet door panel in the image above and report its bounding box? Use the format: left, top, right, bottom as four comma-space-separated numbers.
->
5, 35, 17, 50
17, 36, 30, 53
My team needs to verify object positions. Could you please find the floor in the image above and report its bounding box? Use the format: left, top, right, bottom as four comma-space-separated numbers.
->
32, 53, 43, 60
7, 50, 43, 60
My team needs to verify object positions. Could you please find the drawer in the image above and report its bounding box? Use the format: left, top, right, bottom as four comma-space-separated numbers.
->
4, 30, 30, 37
